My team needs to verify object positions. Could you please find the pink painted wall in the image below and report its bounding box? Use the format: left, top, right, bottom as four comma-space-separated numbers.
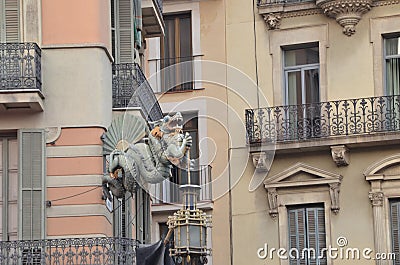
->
42, 0, 110, 51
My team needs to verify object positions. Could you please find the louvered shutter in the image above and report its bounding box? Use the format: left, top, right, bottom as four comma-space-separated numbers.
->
19, 130, 44, 240
306, 208, 326, 265
288, 208, 306, 265
391, 201, 400, 265
289, 206, 326, 265
117, 0, 134, 63
1, 0, 20, 42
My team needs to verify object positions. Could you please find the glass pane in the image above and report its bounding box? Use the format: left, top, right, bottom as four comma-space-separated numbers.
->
304, 68, 320, 104
386, 37, 400, 56
287, 71, 302, 105
163, 17, 176, 62
179, 17, 192, 58
285, 47, 319, 67
386, 58, 400, 96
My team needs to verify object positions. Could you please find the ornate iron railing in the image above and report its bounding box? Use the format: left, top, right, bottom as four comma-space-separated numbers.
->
0, 237, 137, 265
152, 56, 199, 93
112, 63, 163, 122
0, 43, 42, 91
153, 165, 212, 204
246, 95, 400, 144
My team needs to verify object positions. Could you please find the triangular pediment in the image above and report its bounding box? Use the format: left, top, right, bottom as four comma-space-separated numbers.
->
264, 162, 342, 189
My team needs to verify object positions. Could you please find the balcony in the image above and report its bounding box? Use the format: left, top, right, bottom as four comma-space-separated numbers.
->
246, 95, 400, 150
149, 56, 203, 93
0, 237, 137, 264
0, 43, 43, 112
112, 63, 163, 122
142, 0, 164, 37
152, 165, 213, 210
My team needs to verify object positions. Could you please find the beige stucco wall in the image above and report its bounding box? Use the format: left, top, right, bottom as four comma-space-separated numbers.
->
224, 0, 400, 265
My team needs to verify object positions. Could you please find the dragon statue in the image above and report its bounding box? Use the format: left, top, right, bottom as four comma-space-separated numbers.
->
102, 112, 193, 199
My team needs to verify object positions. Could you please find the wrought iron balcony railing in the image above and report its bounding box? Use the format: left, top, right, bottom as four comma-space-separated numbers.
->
155, 0, 163, 15
0, 237, 137, 265
246, 95, 400, 144
0, 43, 42, 91
151, 56, 201, 93
153, 165, 212, 205
112, 63, 163, 122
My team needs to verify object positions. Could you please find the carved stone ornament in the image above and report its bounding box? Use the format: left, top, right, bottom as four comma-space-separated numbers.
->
329, 183, 341, 214
45, 127, 62, 144
267, 188, 279, 218
251, 152, 270, 172
331, 145, 349, 166
316, 0, 372, 36
262, 13, 282, 30
369, 191, 384, 207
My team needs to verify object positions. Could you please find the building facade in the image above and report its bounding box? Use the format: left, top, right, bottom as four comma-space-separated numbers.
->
145, 0, 400, 265
0, 0, 163, 262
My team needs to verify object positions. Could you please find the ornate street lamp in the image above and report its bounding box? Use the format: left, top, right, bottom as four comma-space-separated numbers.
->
167, 152, 212, 264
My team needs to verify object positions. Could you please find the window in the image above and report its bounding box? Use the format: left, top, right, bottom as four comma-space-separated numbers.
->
0, 131, 45, 241
283, 44, 320, 139
135, 188, 151, 244
0, 135, 18, 241
161, 13, 193, 92
390, 200, 400, 264
0, 0, 20, 42
284, 44, 320, 106
113, 194, 132, 239
288, 204, 326, 265
19, 130, 45, 240
385, 36, 400, 96
110, 0, 141, 63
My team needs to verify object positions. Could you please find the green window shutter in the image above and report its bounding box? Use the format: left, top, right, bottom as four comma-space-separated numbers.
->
19, 130, 44, 240
391, 201, 400, 265
2, 0, 20, 42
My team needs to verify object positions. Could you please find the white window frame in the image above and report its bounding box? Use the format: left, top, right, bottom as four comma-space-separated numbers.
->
383, 35, 400, 96
370, 15, 400, 96
269, 25, 327, 105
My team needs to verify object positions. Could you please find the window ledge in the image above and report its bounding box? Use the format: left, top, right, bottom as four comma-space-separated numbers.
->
0, 90, 44, 112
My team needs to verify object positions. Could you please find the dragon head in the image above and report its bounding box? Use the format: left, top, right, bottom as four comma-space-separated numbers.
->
160, 112, 184, 134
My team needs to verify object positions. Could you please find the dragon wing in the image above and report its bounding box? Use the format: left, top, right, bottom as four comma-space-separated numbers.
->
103, 114, 148, 154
